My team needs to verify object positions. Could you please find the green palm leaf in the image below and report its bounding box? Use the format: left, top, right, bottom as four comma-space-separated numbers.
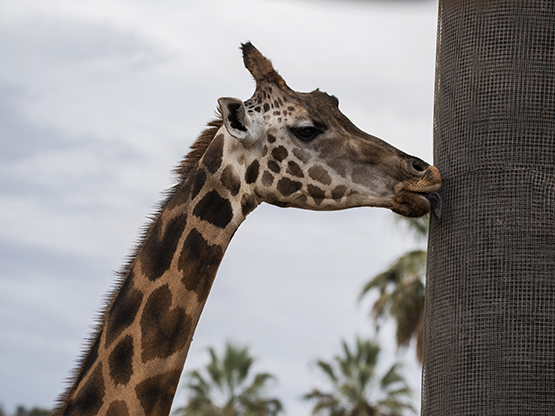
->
360, 214, 429, 363
176, 341, 283, 416
304, 337, 414, 416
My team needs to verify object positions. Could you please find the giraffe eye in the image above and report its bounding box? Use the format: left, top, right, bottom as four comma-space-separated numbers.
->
290, 126, 323, 142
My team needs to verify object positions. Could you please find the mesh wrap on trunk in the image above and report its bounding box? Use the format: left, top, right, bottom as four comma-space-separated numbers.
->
422, 1, 555, 414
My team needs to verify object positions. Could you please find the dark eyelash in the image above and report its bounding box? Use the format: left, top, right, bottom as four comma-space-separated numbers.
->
290, 126, 323, 142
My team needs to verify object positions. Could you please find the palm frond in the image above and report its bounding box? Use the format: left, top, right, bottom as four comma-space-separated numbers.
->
376, 396, 416, 416
390, 277, 425, 348
316, 360, 338, 384
303, 389, 344, 416
379, 363, 404, 390
305, 338, 413, 416
393, 214, 429, 240
359, 250, 425, 302
359, 270, 397, 299
178, 341, 282, 416
360, 243, 427, 362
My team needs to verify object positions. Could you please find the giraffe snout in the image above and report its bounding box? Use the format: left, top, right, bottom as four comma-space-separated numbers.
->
391, 160, 442, 217
402, 157, 442, 193
418, 165, 442, 193
407, 157, 430, 175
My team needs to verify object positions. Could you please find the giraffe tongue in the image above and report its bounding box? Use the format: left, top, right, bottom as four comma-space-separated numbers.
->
425, 192, 442, 221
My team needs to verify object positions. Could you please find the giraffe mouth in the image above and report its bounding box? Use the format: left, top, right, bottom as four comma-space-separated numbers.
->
411, 183, 442, 194
392, 184, 442, 218
406, 189, 442, 220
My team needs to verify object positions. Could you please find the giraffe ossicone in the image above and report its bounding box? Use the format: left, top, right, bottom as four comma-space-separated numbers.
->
53, 42, 441, 416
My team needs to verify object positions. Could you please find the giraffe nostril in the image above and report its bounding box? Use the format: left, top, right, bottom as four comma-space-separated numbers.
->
409, 158, 429, 174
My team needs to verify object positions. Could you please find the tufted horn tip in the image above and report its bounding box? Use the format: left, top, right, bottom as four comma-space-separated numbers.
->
241, 42, 287, 88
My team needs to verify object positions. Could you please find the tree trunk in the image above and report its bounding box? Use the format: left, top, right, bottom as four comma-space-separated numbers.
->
423, 1, 555, 414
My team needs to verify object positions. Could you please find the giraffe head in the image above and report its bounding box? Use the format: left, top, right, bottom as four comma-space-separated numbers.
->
217, 42, 441, 217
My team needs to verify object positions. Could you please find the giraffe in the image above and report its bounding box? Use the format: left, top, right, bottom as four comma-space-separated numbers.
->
53, 42, 441, 416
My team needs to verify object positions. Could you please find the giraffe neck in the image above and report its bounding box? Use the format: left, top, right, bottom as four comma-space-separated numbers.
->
56, 130, 258, 416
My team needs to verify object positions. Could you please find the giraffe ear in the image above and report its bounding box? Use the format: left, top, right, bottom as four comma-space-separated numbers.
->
218, 97, 264, 145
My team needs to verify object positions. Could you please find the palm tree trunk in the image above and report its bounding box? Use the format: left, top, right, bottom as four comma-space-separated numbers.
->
423, 1, 555, 414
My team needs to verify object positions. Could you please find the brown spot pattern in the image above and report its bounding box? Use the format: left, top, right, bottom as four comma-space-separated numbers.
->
166, 180, 192, 211
308, 184, 326, 205
140, 285, 189, 362
135, 369, 182, 416
296, 194, 308, 204
308, 165, 332, 185
141, 215, 188, 282
106, 401, 130, 416
221, 165, 241, 196
71, 333, 100, 392
193, 191, 233, 229
328, 159, 347, 178
179, 229, 224, 302
332, 185, 347, 201
245, 160, 260, 184
202, 133, 224, 174
286, 161, 304, 178
191, 169, 207, 200
105, 273, 143, 347
64, 364, 105, 416
241, 194, 258, 216
267, 134, 276, 143
277, 178, 302, 196
261, 171, 274, 187
108, 335, 134, 386
267, 160, 280, 174
271, 146, 288, 162
292, 147, 310, 163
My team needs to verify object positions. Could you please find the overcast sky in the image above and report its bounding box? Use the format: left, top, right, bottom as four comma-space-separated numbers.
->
0, 1, 438, 414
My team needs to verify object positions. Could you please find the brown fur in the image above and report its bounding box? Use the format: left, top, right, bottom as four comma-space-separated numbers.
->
53, 115, 224, 415
53, 41, 441, 415
174, 117, 223, 181
241, 42, 288, 90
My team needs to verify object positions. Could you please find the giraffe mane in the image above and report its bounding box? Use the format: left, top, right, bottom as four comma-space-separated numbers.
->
119, 112, 224, 297
52, 114, 224, 415
173, 114, 223, 181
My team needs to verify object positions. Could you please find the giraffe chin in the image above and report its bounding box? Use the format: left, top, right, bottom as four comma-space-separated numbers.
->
391, 191, 434, 218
